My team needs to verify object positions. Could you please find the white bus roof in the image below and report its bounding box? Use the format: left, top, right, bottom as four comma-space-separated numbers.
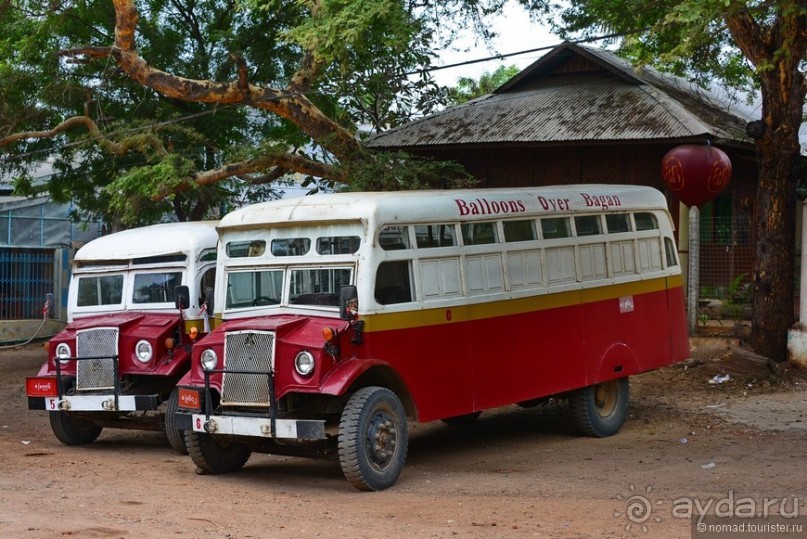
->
75, 221, 219, 262
219, 185, 670, 231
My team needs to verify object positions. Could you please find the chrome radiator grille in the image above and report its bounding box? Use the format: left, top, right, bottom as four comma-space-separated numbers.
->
76, 327, 119, 391
221, 331, 275, 407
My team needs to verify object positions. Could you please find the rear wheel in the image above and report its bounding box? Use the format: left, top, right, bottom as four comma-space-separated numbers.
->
164, 388, 187, 454
338, 387, 408, 491
49, 378, 103, 445
569, 377, 629, 437
186, 431, 251, 474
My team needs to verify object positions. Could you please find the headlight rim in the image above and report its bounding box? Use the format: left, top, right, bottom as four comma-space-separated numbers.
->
200, 348, 218, 371
55, 343, 71, 365
135, 339, 153, 364
294, 350, 315, 376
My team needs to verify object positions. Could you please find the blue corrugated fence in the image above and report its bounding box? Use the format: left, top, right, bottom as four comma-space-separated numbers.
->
0, 248, 54, 320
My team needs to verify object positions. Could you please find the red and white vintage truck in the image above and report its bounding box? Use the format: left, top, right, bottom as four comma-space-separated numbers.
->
26, 221, 218, 453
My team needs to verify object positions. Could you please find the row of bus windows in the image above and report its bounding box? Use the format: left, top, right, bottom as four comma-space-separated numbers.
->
379, 212, 659, 250
374, 235, 679, 306
226, 236, 361, 258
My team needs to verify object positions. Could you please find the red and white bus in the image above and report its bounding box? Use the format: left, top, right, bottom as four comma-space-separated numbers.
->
26, 222, 218, 453
174, 186, 689, 490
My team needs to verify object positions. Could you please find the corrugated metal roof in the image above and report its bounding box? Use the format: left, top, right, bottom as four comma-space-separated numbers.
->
365, 44, 750, 150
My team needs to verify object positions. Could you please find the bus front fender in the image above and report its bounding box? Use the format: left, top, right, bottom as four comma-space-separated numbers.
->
319, 358, 389, 396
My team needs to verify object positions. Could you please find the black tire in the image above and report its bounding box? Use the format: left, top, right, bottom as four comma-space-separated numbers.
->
164, 388, 188, 455
338, 386, 408, 491
441, 411, 482, 427
49, 412, 103, 445
185, 431, 251, 474
568, 377, 629, 437
48, 379, 103, 445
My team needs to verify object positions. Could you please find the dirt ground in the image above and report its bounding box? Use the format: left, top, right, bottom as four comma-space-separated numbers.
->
1, 340, 806, 539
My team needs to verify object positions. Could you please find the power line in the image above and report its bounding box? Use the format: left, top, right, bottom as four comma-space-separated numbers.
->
418, 30, 632, 74
0, 33, 613, 165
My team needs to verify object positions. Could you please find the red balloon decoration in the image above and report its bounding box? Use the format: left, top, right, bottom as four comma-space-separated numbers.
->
661, 144, 732, 207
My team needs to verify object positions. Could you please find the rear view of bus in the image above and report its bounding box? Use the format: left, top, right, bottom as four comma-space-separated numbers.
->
26, 222, 218, 453
174, 186, 689, 490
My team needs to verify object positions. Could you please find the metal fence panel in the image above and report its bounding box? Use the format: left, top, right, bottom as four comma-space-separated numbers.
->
698, 216, 754, 324
0, 248, 55, 320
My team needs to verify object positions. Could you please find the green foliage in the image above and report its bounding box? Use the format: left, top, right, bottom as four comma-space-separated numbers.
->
105, 155, 194, 226
1, 0, 557, 228
552, 0, 759, 94
447, 64, 521, 104
699, 273, 751, 321
724, 272, 752, 319
333, 150, 477, 192
282, 0, 411, 67
0, 0, 311, 226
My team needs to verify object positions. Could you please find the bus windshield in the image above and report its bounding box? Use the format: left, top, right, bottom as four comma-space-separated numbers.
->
76, 274, 125, 307
225, 267, 352, 310
132, 271, 182, 304
75, 270, 188, 309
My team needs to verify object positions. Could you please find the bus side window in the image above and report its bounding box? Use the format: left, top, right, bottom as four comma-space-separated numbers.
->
375, 261, 414, 304
503, 220, 536, 242
200, 268, 216, 305
664, 238, 679, 267
461, 222, 497, 245
635, 212, 658, 231
574, 215, 601, 236
606, 214, 631, 233
415, 224, 457, 248
541, 217, 570, 239
379, 226, 410, 250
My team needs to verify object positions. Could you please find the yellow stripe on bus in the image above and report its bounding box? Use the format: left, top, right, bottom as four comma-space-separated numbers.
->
362, 275, 682, 333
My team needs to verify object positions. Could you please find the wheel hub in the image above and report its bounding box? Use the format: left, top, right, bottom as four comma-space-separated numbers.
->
594, 381, 618, 416
367, 413, 397, 468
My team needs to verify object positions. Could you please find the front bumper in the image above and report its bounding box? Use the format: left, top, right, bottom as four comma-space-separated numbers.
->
175, 411, 325, 440
28, 394, 160, 412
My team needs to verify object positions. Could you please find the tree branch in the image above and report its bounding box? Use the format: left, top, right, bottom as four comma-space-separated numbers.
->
724, 7, 770, 68
0, 115, 126, 153
153, 151, 344, 200
193, 152, 342, 187
101, 0, 361, 163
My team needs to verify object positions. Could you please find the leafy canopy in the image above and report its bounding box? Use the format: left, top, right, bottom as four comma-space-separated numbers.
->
0, 0, 539, 226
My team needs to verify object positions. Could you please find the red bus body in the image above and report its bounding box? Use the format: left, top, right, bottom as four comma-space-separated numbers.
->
174, 186, 690, 490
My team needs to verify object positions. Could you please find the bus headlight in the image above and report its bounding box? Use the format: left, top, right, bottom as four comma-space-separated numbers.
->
201, 349, 218, 371
135, 340, 153, 363
294, 350, 315, 376
55, 343, 71, 364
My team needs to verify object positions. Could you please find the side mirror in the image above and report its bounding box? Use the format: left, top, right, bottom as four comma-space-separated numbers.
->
204, 286, 214, 314
175, 285, 190, 310
339, 285, 358, 320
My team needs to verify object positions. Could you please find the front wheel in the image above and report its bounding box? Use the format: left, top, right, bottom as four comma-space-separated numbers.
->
568, 377, 629, 437
338, 387, 408, 491
49, 411, 103, 445
49, 378, 103, 445
164, 389, 187, 455
186, 431, 251, 474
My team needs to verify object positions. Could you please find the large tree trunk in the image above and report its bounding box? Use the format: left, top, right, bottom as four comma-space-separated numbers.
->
751, 133, 799, 361
726, 4, 806, 361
